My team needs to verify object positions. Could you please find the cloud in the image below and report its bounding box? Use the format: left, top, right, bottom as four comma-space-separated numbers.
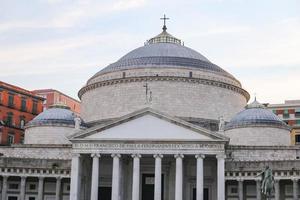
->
0, 0, 148, 31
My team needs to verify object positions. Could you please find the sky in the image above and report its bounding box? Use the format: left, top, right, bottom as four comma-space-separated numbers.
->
0, 0, 299, 104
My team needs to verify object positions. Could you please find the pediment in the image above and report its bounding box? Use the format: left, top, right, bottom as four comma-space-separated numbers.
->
70, 108, 228, 142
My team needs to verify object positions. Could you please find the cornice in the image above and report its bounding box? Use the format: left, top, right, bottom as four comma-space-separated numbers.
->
78, 76, 250, 101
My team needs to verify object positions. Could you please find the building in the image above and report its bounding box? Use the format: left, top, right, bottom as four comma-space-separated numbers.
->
32, 89, 80, 115
0, 21, 299, 200
0, 81, 44, 145
266, 100, 300, 145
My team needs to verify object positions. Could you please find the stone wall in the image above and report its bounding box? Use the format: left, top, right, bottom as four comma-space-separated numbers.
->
81, 78, 247, 123
224, 127, 291, 146
24, 126, 76, 144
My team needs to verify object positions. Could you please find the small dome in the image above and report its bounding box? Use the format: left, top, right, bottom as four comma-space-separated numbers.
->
225, 99, 289, 130
27, 104, 78, 127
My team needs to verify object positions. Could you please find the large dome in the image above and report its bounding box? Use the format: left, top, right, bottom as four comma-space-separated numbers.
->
90, 30, 236, 82
79, 27, 249, 124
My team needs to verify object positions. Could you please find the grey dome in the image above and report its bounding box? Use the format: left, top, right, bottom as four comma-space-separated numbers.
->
27, 105, 77, 127
225, 100, 289, 130
91, 30, 235, 79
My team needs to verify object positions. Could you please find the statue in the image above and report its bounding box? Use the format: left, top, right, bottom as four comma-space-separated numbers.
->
257, 166, 275, 199
218, 116, 225, 131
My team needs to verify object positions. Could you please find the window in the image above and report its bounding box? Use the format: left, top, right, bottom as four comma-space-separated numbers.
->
295, 109, 300, 118
283, 109, 289, 118
0, 92, 2, 104
20, 136, 24, 144
189, 71, 193, 78
6, 113, 13, 126
8, 95, 14, 107
7, 133, 14, 145
295, 135, 300, 144
296, 120, 300, 125
29, 197, 36, 200
8, 183, 19, 190
122, 72, 126, 78
8, 197, 18, 200
32, 101, 38, 114
19, 116, 25, 128
29, 183, 36, 190
21, 98, 27, 111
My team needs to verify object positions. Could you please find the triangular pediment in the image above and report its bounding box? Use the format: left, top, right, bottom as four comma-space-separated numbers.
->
70, 108, 228, 142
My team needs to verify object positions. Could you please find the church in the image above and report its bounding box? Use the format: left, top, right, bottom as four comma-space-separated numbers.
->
0, 18, 299, 200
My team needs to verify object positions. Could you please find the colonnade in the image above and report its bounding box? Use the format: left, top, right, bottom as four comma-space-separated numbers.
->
70, 153, 226, 200
1, 175, 62, 200
236, 178, 299, 200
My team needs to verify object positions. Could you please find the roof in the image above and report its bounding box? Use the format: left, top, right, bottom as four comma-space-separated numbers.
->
225, 99, 290, 130
90, 30, 235, 80
26, 104, 78, 127
0, 81, 45, 101
32, 89, 80, 103
69, 107, 229, 142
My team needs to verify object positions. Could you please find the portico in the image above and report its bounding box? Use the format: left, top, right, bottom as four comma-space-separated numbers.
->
69, 108, 228, 200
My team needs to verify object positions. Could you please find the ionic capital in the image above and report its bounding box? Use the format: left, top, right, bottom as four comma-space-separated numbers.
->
195, 154, 205, 159
174, 154, 184, 159
72, 153, 81, 158
153, 154, 163, 159
91, 153, 101, 158
131, 154, 141, 159
111, 154, 121, 158
216, 154, 226, 159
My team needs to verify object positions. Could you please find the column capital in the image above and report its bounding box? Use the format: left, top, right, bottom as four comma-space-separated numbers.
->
174, 154, 184, 159
292, 177, 299, 182
72, 153, 81, 158
195, 154, 205, 159
131, 154, 141, 158
216, 154, 226, 159
153, 154, 163, 159
91, 153, 101, 158
38, 176, 45, 181
20, 176, 27, 180
2, 175, 9, 180
237, 178, 244, 182
56, 176, 62, 180
255, 178, 261, 183
111, 153, 121, 158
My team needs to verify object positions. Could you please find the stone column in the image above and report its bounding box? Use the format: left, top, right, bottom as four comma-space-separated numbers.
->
70, 153, 81, 200
55, 177, 62, 200
132, 154, 141, 200
238, 179, 243, 200
111, 154, 121, 200
275, 179, 280, 200
195, 154, 205, 200
154, 154, 163, 200
216, 154, 226, 200
91, 153, 100, 200
256, 179, 261, 200
175, 154, 184, 200
20, 176, 26, 200
293, 178, 298, 200
37, 177, 44, 200
1, 176, 8, 200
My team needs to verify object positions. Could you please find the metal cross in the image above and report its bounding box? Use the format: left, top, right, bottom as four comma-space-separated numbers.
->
160, 14, 169, 31
160, 14, 169, 26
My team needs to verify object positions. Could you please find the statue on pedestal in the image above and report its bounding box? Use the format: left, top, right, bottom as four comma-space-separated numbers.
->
257, 166, 275, 199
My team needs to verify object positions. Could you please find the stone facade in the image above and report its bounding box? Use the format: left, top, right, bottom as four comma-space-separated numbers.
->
81, 77, 247, 123
224, 127, 291, 146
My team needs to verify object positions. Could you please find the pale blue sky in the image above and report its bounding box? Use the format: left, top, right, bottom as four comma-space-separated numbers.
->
0, 0, 299, 103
